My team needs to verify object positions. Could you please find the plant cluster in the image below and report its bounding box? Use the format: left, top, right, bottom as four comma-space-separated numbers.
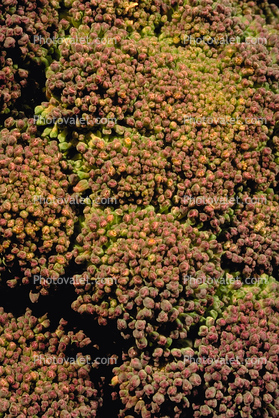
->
0, 307, 101, 417
0, 0, 279, 417
112, 279, 279, 418
72, 204, 223, 346
0, 121, 76, 295
0, 0, 60, 118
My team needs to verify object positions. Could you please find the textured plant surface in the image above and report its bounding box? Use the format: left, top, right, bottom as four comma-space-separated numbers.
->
192, 279, 279, 418
0, 307, 102, 417
112, 278, 279, 418
0, 0, 60, 118
0, 0, 279, 417
71, 204, 223, 349
0, 121, 77, 295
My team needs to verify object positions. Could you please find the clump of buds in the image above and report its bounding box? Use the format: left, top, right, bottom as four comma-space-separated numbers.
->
0, 124, 77, 296
0, 0, 59, 115
0, 307, 102, 417
72, 204, 223, 352
192, 277, 279, 417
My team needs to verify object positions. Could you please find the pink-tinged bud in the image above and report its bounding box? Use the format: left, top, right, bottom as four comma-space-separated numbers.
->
153, 348, 164, 359
4, 37, 16, 48
0, 337, 6, 346
20, 394, 31, 406
205, 387, 216, 399
198, 326, 208, 337
235, 393, 243, 405
0, 399, 9, 412
253, 397, 262, 409
189, 373, 202, 387
243, 392, 253, 405
157, 311, 168, 322
167, 386, 177, 396
269, 345, 279, 355
6, 374, 14, 385
216, 318, 226, 327
200, 405, 212, 416
144, 384, 154, 395
129, 375, 140, 389
263, 393, 273, 403
233, 280, 242, 289
139, 287, 149, 298
130, 358, 142, 370
158, 335, 167, 346
171, 348, 182, 358
153, 392, 164, 405
77, 367, 88, 379
9, 402, 21, 415
20, 382, 30, 393
4, 332, 13, 341
135, 320, 146, 330
138, 369, 147, 380
161, 300, 172, 311
47, 370, 56, 379
143, 297, 154, 309
265, 382, 277, 392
